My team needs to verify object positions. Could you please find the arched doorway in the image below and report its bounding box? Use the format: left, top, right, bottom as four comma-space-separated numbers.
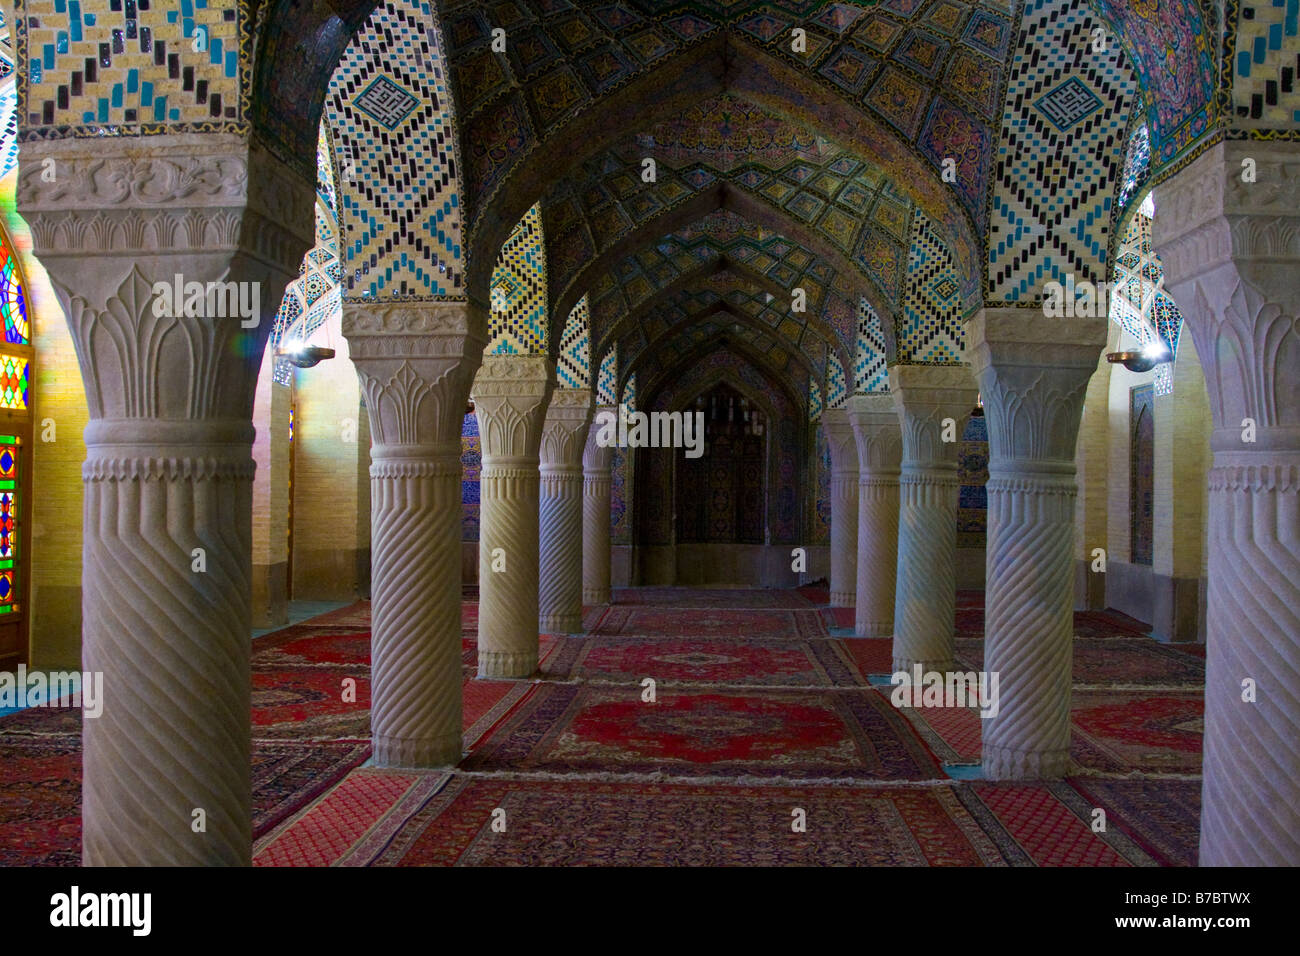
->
676, 383, 766, 546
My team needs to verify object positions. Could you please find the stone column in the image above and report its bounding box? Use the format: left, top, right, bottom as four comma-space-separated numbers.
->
820, 408, 858, 606
582, 407, 616, 606
17, 136, 315, 865
538, 388, 593, 632
473, 355, 555, 677
847, 393, 903, 637
890, 364, 978, 672
970, 310, 1106, 779
343, 302, 484, 768
1157, 142, 1300, 866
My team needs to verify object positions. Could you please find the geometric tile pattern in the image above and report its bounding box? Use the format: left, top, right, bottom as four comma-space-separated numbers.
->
584, 208, 854, 381
0, 43, 15, 181
622, 372, 637, 414
597, 345, 619, 405
808, 375, 824, 422
987, 0, 1137, 303
901, 210, 964, 363
325, 0, 464, 300
443, 1, 1005, 295
539, 102, 918, 336
1229, 0, 1300, 129
488, 204, 548, 354
1034, 76, 1103, 130
855, 298, 888, 393
1117, 122, 1152, 213
826, 353, 847, 410
21, 0, 242, 131
1109, 194, 1184, 396
557, 295, 592, 390
1091, 0, 1220, 170
271, 180, 344, 388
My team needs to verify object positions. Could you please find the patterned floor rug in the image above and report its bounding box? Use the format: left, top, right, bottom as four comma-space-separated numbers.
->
462, 683, 943, 781
609, 588, 814, 609
297, 601, 371, 629
1068, 776, 1200, 867
541, 634, 868, 687
954, 637, 1206, 687
0, 735, 371, 866
592, 606, 828, 640
958, 781, 1159, 866
1070, 690, 1203, 774
373, 776, 1009, 866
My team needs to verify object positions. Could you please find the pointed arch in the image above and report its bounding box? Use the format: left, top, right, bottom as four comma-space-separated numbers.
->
487, 204, 548, 354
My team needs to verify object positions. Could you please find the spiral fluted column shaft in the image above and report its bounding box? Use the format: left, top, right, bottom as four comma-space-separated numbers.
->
539, 468, 583, 631
369, 450, 464, 766
893, 468, 961, 670
582, 409, 615, 606
538, 390, 593, 633
82, 431, 255, 866
980, 474, 1079, 777
474, 355, 555, 677
1198, 459, 1300, 865
345, 301, 486, 770
848, 394, 903, 638
821, 409, 858, 607
889, 366, 977, 673
970, 310, 1106, 780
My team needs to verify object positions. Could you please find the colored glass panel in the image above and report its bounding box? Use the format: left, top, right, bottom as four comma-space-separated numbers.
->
0, 235, 28, 345
0, 352, 27, 410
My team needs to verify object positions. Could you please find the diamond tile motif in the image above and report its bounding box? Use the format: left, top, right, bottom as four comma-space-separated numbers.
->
353, 75, 422, 129
1034, 76, 1103, 131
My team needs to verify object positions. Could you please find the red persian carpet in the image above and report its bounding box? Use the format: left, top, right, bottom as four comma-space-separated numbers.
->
592, 606, 828, 639
541, 634, 869, 687
461, 683, 943, 781
6, 584, 1210, 867
371, 777, 1009, 866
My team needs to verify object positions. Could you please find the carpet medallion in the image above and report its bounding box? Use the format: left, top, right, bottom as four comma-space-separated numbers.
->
1070, 691, 1203, 774
592, 606, 828, 639
542, 634, 866, 687
462, 684, 942, 781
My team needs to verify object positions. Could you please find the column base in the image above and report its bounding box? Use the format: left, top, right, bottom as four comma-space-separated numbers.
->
855, 618, 891, 638
891, 654, 955, 674
829, 590, 854, 607
583, 587, 611, 605
478, 649, 539, 678
540, 613, 582, 634
373, 732, 463, 769
982, 743, 1069, 780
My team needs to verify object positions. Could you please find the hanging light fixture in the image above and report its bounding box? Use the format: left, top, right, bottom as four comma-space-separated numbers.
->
1107, 340, 1172, 373
276, 339, 336, 369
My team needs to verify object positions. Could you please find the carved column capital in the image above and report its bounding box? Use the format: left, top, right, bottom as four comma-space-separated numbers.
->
889, 364, 979, 468
344, 301, 486, 451
541, 389, 594, 470
846, 392, 902, 475
820, 408, 859, 475
583, 405, 618, 473
472, 354, 557, 462
968, 309, 1107, 472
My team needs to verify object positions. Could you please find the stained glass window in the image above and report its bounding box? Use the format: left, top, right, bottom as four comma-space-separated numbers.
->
1110, 188, 1184, 396
0, 353, 27, 410
0, 236, 28, 345
0, 435, 19, 614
